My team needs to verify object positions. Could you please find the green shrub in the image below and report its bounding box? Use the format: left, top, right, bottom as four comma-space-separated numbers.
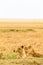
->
2, 52, 17, 59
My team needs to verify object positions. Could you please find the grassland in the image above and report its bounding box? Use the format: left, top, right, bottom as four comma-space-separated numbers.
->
0, 58, 43, 65
0, 21, 43, 65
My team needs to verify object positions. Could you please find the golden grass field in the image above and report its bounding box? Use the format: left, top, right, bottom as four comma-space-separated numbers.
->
0, 19, 43, 65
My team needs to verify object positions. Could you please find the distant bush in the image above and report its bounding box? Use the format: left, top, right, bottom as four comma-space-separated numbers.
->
26, 29, 35, 32
9, 29, 15, 32
0, 28, 35, 32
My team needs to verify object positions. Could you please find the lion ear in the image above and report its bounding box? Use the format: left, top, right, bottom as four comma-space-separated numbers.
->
28, 46, 32, 49
21, 45, 24, 48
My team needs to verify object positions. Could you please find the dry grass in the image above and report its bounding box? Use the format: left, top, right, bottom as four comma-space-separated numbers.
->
0, 58, 43, 65
0, 22, 43, 65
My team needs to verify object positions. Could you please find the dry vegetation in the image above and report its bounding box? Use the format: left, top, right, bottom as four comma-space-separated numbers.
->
0, 22, 43, 65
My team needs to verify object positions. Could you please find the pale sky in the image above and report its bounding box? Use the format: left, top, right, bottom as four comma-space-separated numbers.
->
0, 0, 43, 18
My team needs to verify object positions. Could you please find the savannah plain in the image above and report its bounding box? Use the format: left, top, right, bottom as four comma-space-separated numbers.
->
0, 20, 43, 65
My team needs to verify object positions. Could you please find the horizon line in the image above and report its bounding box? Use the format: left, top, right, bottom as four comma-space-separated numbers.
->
0, 19, 43, 23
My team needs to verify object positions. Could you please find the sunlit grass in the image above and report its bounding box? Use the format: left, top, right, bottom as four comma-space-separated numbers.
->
0, 57, 43, 65
0, 52, 43, 65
